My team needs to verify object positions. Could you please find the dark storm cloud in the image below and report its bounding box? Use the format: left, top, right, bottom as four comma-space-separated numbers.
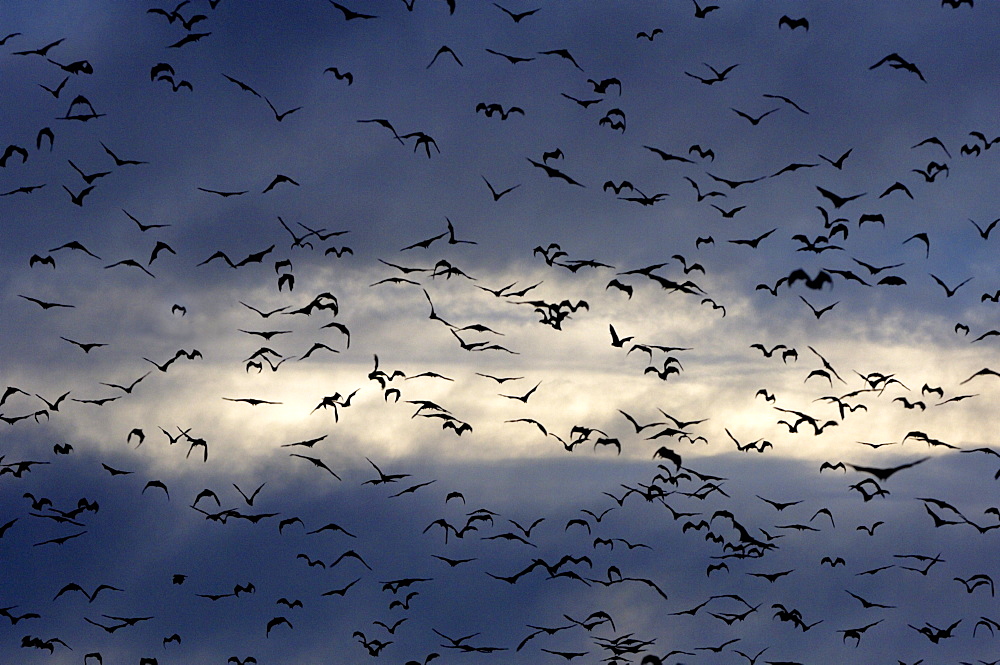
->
1, 0, 999, 663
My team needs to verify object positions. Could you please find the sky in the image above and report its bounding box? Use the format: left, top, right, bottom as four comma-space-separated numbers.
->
1, 0, 999, 663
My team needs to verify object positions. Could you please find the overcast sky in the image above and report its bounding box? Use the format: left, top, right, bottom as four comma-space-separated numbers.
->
2, 1, 999, 663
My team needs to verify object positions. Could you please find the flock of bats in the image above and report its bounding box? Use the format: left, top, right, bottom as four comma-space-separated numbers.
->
2, 0, 999, 664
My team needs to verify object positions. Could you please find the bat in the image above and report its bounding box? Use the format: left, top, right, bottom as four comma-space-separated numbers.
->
778, 15, 808, 30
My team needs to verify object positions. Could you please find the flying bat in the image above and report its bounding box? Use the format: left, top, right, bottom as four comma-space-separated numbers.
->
778, 15, 808, 30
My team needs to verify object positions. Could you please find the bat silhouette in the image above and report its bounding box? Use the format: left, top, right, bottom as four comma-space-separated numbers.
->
731, 107, 780, 125
264, 97, 302, 122
494, 3, 539, 22
728, 228, 777, 248
329, 1, 377, 20
692, 0, 719, 18
12, 37, 65, 56
527, 158, 585, 187
19, 294, 74, 309
323, 66, 353, 84
54, 582, 122, 602
685, 62, 738, 84
560, 93, 602, 107
265, 616, 292, 637
29, 254, 56, 268
482, 175, 520, 201
969, 217, 1000, 239
778, 15, 808, 30
871, 52, 926, 82
168, 32, 211, 48
486, 47, 534, 65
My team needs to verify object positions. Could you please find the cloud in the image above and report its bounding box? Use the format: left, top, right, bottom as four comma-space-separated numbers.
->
3, 0, 1000, 663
